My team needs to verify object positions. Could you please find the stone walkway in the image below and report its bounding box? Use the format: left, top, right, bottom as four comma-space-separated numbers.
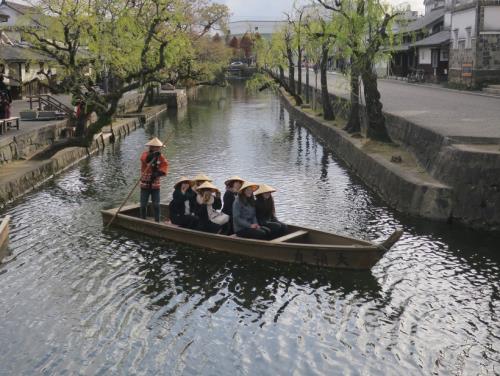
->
299, 70, 500, 142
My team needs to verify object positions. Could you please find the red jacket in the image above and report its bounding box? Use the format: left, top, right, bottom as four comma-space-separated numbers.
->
140, 151, 168, 190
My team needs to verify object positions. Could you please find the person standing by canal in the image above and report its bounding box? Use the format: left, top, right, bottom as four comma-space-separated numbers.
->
0, 75, 12, 119
140, 137, 168, 222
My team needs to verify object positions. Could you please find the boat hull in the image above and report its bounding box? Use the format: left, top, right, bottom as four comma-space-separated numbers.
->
0, 215, 10, 262
102, 205, 394, 270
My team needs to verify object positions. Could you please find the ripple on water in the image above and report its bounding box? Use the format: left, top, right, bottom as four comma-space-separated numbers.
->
0, 83, 499, 375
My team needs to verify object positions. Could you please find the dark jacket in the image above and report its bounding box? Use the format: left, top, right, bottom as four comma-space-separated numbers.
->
222, 190, 237, 216
232, 196, 258, 233
193, 194, 222, 226
255, 196, 278, 225
169, 187, 196, 218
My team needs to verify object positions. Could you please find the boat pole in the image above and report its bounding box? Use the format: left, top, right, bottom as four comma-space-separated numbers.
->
105, 130, 175, 229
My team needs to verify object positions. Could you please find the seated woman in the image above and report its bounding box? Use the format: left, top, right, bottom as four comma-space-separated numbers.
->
232, 181, 271, 240
193, 181, 230, 234
193, 173, 213, 192
168, 176, 199, 229
222, 175, 244, 234
255, 184, 288, 238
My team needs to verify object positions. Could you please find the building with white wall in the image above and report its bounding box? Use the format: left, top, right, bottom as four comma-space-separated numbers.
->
448, 0, 500, 86
0, 0, 57, 99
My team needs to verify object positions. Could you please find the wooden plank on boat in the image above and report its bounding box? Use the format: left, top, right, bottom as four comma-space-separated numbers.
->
270, 230, 308, 243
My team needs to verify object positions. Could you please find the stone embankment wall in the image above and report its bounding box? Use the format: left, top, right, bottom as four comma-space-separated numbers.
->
0, 120, 70, 164
0, 117, 142, 207
154, 89, 188, 109
280, 90, 453, 221
0, 92, 147, 166
0, 103, 168, 208
294, 83, 500, 231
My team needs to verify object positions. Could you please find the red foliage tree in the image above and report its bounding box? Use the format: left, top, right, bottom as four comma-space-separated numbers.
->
212, 33, 222, 43
228, 36, 239, 49
239, 33, 253, 59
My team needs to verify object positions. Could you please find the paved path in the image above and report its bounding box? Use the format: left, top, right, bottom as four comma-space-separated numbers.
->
299, 70, 500, 141
0, 90, 141, 140
0, 95, 72, 140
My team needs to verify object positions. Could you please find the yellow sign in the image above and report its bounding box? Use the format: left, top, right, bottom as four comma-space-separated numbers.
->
462, 63, 473, 78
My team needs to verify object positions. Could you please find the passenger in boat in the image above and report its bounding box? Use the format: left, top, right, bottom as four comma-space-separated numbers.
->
140, 137, 169, 222
193, 181, 230, 234
168, 176, 199, 229
192, 174, 213, 192
255, 184, 287, 238
232, 182, 271, 240
222, 175, 244, 234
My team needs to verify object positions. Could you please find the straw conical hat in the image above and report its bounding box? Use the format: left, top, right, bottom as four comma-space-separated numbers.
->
197, 181, 219, 192
174, 176, 194, 188
193, 173, 212, 182
239, 181, 259, 193
254, 183, 276, 196
145, 137, 163, 147
224, 175, 244, 186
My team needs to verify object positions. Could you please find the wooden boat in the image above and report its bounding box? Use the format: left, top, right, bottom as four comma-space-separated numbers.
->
0, 215, 10, 260
101, 204, 403, 270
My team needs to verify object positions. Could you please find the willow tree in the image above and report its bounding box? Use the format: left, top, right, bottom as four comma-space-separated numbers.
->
305, 18, 337, 120
317, 0, 398, 141
286, 5, 305, 97
19, 0, 229, 144
249, 26, 303, 106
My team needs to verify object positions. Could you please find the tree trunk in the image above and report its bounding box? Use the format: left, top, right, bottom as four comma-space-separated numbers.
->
297, 48, 302, 97
305, 62, 310, 104
361, 63, 391, 142
287, 47, 296, 96
279, 66, 285, 83
344, 61, 361, 133
320, 43, 335, 121
264, 67, 302, 106
137, 85, 152, 113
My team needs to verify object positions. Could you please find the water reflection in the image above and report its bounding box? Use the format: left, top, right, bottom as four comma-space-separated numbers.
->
0, 82, 498, 375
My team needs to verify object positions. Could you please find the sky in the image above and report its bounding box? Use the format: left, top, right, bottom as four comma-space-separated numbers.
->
220, 0, 425, 21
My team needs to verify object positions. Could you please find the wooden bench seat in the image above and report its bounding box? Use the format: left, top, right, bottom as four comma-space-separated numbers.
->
270, 230, 308, 243
0, 117, 20, 134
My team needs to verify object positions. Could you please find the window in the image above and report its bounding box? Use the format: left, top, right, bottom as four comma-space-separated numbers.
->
0, 64, 4, 73
25, 63, 30, 73
453, 29, 459, 49
466, 27, 472, 49
459, 40, 465, 50
441, 49, 449, 61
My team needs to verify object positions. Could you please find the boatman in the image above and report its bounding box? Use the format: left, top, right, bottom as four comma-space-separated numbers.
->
140, 137, 169, 222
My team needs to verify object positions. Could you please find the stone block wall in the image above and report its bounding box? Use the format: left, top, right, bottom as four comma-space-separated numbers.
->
449, 3, 500, 86
0, 120, 70, 164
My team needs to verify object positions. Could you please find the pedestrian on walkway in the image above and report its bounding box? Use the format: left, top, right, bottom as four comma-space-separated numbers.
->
140, 137, 169, 222
0, 75, 12, 119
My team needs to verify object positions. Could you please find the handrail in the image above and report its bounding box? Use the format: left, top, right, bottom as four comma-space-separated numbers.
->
27, 95, 74, 116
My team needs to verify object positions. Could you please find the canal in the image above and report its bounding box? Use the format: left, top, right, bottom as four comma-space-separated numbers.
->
0, 83, 498, 374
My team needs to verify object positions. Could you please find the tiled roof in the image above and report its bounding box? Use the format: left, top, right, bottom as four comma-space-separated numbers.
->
2, 1, 34, 15
394, 8, 445, 33
413, 30, 450, 46
0, 44, 54, 62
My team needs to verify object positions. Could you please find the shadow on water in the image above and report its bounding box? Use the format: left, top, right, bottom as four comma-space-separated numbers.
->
111, 228, 382, 316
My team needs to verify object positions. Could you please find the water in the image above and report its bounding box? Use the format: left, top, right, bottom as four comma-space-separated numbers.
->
0, 83, 499, 375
